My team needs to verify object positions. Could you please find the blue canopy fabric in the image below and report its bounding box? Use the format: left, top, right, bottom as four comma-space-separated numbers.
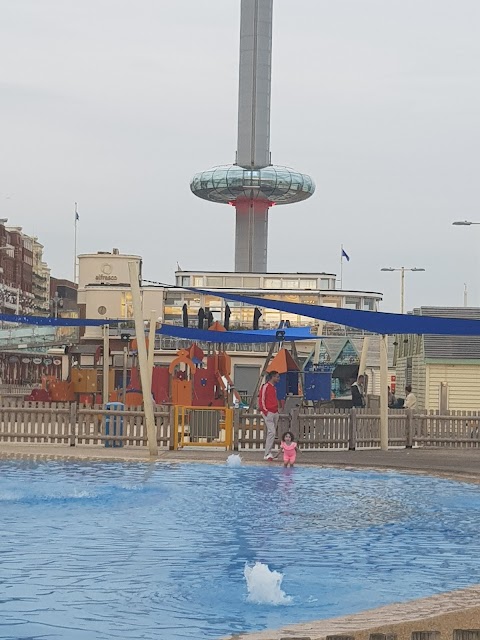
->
0, 314, 114, 326
156, 324, 319, 343
187, 288, 480, 336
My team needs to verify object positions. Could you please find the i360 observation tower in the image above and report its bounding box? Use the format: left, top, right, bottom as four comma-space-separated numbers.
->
190, 0, 315, 273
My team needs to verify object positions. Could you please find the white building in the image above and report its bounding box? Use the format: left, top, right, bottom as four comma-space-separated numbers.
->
77, 250, 165, 339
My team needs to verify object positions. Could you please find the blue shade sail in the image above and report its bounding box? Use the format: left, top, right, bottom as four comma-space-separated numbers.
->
188, 288, 480, 336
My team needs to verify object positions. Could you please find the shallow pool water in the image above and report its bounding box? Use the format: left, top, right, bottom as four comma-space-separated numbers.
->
1, 460, 480, 640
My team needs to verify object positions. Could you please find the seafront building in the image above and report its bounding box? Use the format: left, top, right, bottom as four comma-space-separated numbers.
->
74, 249, 389, 401
394, 307, 480, 412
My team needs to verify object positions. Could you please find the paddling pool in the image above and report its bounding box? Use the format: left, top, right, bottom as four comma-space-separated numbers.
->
1, 459, 480, 639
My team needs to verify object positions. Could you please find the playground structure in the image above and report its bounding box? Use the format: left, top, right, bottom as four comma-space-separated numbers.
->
24, 340, 242, 410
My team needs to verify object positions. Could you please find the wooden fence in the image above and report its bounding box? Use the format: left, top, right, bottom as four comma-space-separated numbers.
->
0, 402, 171, 448
1, 400, 480, 450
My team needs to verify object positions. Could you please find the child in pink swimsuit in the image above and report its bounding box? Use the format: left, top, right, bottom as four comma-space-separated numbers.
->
280, 431, 298, 467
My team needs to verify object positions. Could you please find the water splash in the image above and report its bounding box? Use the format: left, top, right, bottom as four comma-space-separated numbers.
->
244, 562, 292, 605
226, 454, 242, 467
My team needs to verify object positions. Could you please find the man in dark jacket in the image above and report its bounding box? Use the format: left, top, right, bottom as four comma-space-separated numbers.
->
351, 375, 366, 408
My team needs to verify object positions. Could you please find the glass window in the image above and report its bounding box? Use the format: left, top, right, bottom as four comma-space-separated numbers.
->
300, 279, 317, 289
121, 292, 133, 318
344, 297, 360, 310
181, 276, 190, 286
265, 278, 281, 288
243, 277, 260, 288
206, 276, 223, 287
193, 276, 204, 287
363, 298, 375, 311
320, 278, 331, 289
282, 280, 299, 289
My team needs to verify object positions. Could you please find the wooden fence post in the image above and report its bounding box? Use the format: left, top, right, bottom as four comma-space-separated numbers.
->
290, 407, 300, 443
169, 405, 175, 450
348, 408, 356, 451
405, 409, 413, 448
69, 402, 77, 447
233, 408, 240, 451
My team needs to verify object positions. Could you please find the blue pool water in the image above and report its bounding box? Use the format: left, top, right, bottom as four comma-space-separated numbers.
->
1, 460, 480, 640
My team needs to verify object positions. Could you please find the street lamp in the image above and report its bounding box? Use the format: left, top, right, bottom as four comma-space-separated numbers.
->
452, 220, 480, 226
51, 292, 63, 318
380, 267, 426, 314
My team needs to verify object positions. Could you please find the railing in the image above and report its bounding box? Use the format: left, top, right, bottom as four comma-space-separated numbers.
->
0, 384, 38, 397
174, 406, 233, 449
0, 402, 480, 451
0, 402, 171, 448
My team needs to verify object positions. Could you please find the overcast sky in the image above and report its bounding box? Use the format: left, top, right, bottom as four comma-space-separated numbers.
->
1, 0, 480, 312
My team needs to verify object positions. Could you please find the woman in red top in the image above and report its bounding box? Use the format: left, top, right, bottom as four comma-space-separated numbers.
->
258, 371, 280, 460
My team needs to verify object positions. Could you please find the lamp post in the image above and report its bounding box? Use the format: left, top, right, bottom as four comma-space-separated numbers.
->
452, 222, 480, 306
380, 267, 426, 314
51, 292, 63, 319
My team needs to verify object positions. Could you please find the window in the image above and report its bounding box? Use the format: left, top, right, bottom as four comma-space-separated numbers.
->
206, 276, 223, 287
282, 280, 299, 289
265, 278, 281, 289
320, 278, 331, 290
363, 298, 375, 311
300, 279, 317, 289
181, 276, 190, 287
121, 292, 133, 318
193, 276, 204, 287
344, 297, 360, 310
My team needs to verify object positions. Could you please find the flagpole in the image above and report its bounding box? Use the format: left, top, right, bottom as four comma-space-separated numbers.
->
73, 202, 78, 284
340, 244, 343, 289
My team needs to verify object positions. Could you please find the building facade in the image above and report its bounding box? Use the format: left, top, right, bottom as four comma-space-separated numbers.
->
394, 307, 480, 411
0, 223, 38, 316
77, 250, 165, 339
169, 270, 381, 328
32, 239, 51, 315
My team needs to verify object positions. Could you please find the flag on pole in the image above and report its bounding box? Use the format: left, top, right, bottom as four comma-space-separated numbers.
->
75, 211, 79, 221
341, 248, 350, 262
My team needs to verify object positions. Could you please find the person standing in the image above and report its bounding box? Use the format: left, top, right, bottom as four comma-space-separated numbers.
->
405, 385, 417, 410
259, 370, 280, 461
388, 385, 396, 408
351, 375, 366, 408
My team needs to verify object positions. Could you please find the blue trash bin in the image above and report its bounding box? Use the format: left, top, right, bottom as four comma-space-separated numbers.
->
105, 402, 124, 448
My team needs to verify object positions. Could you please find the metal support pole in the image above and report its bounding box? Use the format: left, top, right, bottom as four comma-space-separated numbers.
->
379, 333, 389, 451
313, 321, 324, 365
147, 310, 157, 389
122, 345, 128, 404
128, 261, 158, 457
102, 323, 109, 405
400, 267, 405, 315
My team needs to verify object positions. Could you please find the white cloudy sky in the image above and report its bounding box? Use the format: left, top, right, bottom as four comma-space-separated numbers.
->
1, 0, 480, 312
